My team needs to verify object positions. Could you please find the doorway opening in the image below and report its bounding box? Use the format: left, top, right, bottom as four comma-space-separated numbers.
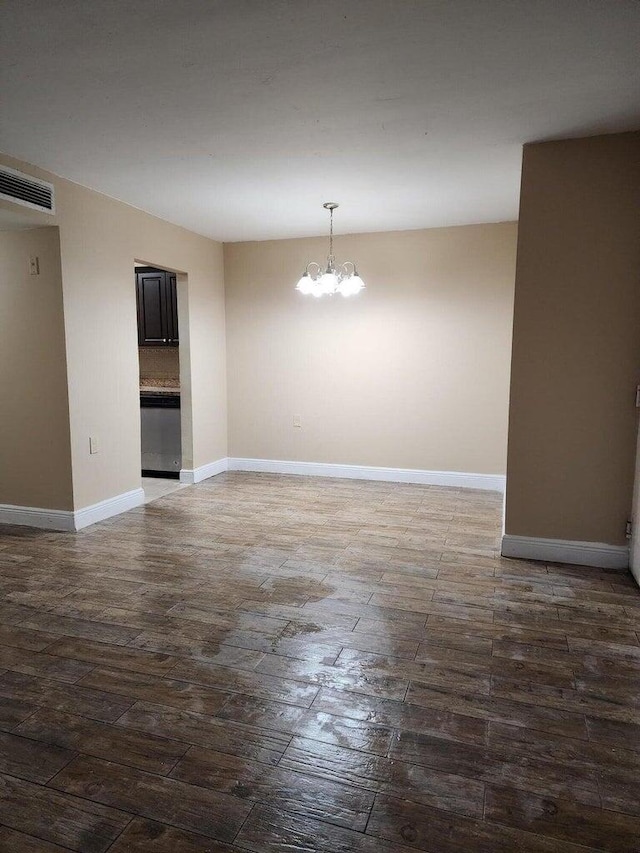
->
135, 264, 185, 503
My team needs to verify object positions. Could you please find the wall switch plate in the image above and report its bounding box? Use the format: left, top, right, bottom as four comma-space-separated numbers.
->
29, 256, 40, 275
293, 414, 302, 428
89, 436, 99, 454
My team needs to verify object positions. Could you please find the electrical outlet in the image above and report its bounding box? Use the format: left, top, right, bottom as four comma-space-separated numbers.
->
89, 436, 99, 454
29, 256, 40, 275
293, 414, 302, 428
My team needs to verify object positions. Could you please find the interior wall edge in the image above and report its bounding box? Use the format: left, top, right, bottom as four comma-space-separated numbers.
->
179, 458, 229, 484
0, 504, 76, 532
0, 486, 144, 532
0, 225, 75, 511
501, 533, 629, 570
73, 487, 145, 530
504, 131, 640, 547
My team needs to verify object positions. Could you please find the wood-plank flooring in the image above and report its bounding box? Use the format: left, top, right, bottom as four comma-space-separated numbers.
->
0, 472, 639, 852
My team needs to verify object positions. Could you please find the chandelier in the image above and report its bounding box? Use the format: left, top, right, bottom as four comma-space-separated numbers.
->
295, 203, 365, 298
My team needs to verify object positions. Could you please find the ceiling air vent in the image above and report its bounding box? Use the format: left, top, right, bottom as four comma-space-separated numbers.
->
0, 166, 55, 214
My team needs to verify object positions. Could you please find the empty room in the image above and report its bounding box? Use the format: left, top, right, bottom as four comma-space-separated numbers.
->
1, 1, 639, 852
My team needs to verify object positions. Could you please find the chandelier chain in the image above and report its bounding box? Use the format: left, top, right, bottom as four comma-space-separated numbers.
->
329, 206, 334, 258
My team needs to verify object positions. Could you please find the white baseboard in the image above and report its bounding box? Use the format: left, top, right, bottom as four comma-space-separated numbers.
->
180, 458, 229, 484
501, 534, 629, 569
0, 503, 76, 532
74, 488, 145, 530
228, 457, 506, 492
0, 487, 145, 532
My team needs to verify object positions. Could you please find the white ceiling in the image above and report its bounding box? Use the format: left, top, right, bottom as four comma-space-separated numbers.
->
2, 0, 639, 242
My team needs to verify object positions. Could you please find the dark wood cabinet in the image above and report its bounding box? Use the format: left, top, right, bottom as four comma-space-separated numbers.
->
135, 267, 179, 346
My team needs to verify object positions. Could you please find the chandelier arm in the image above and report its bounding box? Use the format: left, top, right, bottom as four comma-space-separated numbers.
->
306, 261, 322, 278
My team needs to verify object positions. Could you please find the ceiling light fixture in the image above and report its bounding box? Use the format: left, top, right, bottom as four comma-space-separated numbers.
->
295, 203, 365, 298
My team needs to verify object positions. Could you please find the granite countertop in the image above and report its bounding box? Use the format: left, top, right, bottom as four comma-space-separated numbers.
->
140, 378, 180, 395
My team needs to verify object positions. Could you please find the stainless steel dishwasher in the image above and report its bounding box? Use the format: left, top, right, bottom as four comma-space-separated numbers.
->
140, 392, 181, 477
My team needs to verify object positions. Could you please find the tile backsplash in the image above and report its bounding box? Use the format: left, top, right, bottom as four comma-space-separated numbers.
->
139, 347, 180, 381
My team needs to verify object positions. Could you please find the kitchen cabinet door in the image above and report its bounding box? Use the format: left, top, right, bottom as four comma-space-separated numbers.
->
136, 268, 179, 346
167, 273, 179, 344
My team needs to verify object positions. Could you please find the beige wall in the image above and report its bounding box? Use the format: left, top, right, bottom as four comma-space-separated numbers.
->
0, 155, 227, 510
505, 132, 640, 546
0, 227, 74, 509
225, 223, 517, 474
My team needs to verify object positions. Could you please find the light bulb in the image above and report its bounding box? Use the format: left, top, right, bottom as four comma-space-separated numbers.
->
337, 277, 351, 297
319, 271, 338, 295
338, 275, 365, 296
296, 273, 314, 295
348, 274, 364, 295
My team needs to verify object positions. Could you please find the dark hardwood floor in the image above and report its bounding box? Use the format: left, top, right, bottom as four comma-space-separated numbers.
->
0, 472, 639, 852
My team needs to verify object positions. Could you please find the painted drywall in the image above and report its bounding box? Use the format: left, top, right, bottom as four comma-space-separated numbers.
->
225, 222, 517, 475
0, 227, 74, 509
0, 155, 227, 511
505, 132, 640, 546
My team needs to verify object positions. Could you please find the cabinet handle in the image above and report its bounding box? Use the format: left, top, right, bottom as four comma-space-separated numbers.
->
163, 338, 167, 343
